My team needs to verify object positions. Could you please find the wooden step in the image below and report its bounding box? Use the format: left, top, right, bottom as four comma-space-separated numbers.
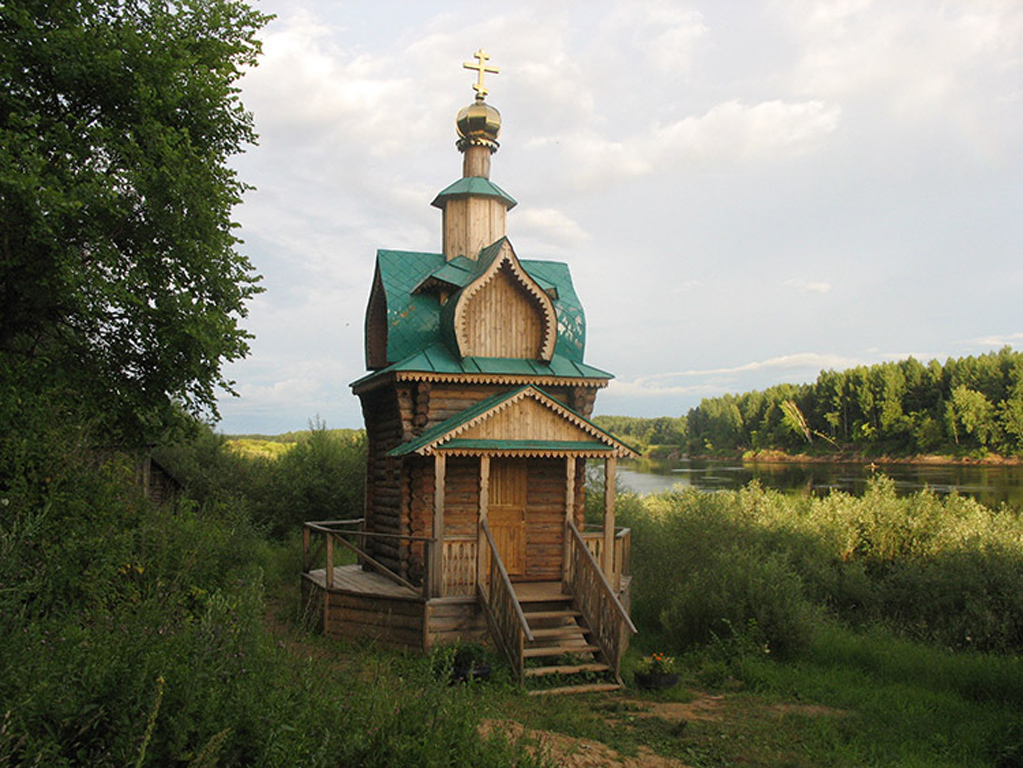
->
529, 626, 591, 640
523, 609, 582, 621
523, 643, 600, 658
523, 663, 611, 678
528, 682, 622, 696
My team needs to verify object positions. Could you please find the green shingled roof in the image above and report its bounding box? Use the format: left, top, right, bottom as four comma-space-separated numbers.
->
349, 342, 612, 390
372, 247, 591, 370
431, 177, 517, 210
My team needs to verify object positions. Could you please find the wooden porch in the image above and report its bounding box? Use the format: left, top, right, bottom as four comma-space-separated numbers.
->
302, 517, 635, 690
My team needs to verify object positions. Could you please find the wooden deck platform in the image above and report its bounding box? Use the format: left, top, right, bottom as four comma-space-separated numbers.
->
304, 564, 421, 600
302, 566, 631, 657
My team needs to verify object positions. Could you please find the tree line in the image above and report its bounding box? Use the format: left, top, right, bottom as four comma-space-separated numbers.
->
600, 347, 1023, 457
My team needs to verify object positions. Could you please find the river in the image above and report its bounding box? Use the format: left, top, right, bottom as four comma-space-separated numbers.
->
616, 458, 1023, 510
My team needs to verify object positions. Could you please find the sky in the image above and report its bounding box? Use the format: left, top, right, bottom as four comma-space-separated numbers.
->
216, 0, 1023, 435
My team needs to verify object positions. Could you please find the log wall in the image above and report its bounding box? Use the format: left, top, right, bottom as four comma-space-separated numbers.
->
421, 382, 579, 426
525, 457, 566, 581
360, 387, 406, 575
323, 591, 425, 650
308, 578, 488, 651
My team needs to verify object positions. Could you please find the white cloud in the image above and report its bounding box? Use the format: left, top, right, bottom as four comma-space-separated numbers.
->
597, 3, 709, 74
782, 1, 1023, 133
967, 333, 1023, 348
514, 207, 590, 249
214, 1, 1023, 433
783, 279, 831, 294
530, 98, 840, 188
614, 353, 868, 396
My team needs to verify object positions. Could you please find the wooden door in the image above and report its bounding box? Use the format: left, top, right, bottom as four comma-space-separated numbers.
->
489, 459, 527, 578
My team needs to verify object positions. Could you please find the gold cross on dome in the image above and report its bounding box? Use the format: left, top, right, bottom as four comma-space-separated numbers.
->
463, 49, 499, 98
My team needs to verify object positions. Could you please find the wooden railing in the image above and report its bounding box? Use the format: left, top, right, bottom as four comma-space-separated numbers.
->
303, 519, 435, 598
441, 536, 477, 597
477, 519, 533, 683
580, 527, 632, 591
567, 519, 637, 680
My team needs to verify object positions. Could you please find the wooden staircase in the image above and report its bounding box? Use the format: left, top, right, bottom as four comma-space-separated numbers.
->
516, 584, 622, 695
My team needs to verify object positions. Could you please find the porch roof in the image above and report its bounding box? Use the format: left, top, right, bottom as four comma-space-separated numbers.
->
387, 385, 637, 458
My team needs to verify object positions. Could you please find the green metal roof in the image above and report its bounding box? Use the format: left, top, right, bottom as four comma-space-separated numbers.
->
431, 177, 517, 210
386, 385, 634, 457
350, 343, 612, 391
372, 247, 591, 370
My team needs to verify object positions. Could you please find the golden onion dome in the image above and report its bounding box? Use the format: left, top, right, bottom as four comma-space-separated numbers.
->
456, 97, 501, 151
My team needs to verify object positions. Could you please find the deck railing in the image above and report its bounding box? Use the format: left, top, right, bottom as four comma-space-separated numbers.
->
441, 536, 477, 597
580, 527, 632, 592
567, 519, 637, 680
477, 519, 533, 683
302, 519, 435, 598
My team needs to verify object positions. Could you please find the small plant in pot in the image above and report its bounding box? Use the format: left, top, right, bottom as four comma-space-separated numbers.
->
439, 642, 491, 683
634, 652, 679, 690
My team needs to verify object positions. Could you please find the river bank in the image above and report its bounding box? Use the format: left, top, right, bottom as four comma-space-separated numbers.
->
695, 449, 1023, 467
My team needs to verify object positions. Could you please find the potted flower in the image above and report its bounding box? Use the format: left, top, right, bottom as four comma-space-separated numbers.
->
450, 642, 491, 683
634, 652, 679, 690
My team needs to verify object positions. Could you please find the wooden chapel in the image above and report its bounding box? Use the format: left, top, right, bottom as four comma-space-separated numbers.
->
303, 51, 637, 692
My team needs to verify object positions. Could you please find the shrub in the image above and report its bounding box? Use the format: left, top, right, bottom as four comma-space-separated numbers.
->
660, 544, 818, 658
626, 477, 1023, 656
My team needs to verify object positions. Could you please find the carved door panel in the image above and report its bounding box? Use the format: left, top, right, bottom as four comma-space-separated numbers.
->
489, 459, 527, 578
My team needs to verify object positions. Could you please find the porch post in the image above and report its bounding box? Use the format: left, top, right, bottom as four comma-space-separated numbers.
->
430, 453, 447, 598
563, 455, 576, 588
477, 455, 490, 590
603, 456, 617, 579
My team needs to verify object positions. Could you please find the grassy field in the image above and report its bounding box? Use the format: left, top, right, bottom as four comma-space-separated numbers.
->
6, 423, 1023, 765
261, 570, 1023, 767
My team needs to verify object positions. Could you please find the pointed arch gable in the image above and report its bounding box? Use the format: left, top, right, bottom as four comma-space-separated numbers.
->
451, 240, 557, 361
365, 265, 388, 369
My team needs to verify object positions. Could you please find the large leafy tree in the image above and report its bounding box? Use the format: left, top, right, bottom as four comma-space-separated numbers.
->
0, 0, 269, 443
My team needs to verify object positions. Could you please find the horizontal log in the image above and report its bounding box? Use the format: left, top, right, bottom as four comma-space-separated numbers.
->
327, 596, 423, 617
427, 614, 487, 633
325, 620, 422, 648
333, 608, 423, 630
426, 629, 489, 649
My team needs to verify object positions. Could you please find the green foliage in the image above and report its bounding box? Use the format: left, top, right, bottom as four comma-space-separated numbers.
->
156, 420, 367, 538
592, 415, 686, 454
256, 421, 366, 537
0, 0, 268, 443
624, 478, 1023, 657
0, 415, 540, 766
225, 437, 293, 460
685, 347, 1023, 457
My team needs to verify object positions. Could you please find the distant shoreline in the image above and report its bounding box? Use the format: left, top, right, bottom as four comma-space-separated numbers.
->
681, 449, 1023, 467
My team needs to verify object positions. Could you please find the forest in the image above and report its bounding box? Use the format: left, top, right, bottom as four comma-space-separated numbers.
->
599, 347, 1023, 459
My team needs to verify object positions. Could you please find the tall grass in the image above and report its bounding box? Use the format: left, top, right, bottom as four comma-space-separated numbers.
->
617, 480, 1023, 765
0, 423, 542, 766
624, 478, 1023, 655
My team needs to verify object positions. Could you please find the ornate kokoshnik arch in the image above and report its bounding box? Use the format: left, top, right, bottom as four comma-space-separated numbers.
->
451, 240, 558, 362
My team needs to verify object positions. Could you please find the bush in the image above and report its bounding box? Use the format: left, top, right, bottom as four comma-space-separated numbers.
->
660, 545, 818, 658
625, 477, 1023, 656
254, 420, 366, 537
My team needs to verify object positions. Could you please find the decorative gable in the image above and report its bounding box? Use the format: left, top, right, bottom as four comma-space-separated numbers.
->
388, 386, 636, 458
450, 239, 557, 361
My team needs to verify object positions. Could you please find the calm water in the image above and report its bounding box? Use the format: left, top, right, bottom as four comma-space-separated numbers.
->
617, 458, 1023, 510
